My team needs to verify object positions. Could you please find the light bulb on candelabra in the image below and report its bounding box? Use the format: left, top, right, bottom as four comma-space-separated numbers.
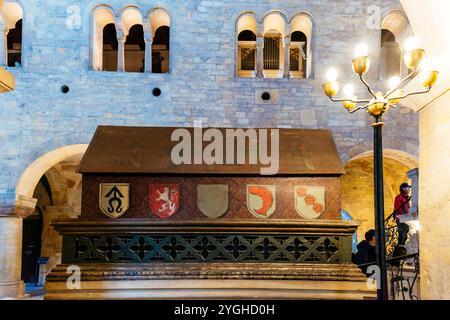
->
420, 58, 439, 87
388, 76, 401, 90
404, 37, 420, 52
354, 43, 369, 57
343, 84, 355, 98
326, 68, 338, 82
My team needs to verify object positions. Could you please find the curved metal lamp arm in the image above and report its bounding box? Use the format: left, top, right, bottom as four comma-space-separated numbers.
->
389, 86, 432, 100
359, 74, 377, 99
330, 97, 371, 104
385, 68, 418, 99
347, 103, 371, 114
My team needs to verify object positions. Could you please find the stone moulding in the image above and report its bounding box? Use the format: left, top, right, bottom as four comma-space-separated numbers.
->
52, 219, 359, 234
46, 263, 367, 282
44, 263, 375, 300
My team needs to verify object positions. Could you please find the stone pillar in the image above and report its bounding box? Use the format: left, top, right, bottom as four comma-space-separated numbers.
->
143, 20, 153, 73
116, 30, 125, 72
283, 36, 291, 78
0, 23, 8, 67
0, 198, 37, 299
256, 36, 264, 78
0, 215, 25, 299
418, 92, 450, 299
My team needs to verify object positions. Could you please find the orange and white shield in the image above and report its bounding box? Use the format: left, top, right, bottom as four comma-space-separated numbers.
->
247, 185, 276, 218
294, 186, 326, 219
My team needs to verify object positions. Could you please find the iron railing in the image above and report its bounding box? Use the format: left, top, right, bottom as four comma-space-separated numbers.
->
358, 252, 420, 300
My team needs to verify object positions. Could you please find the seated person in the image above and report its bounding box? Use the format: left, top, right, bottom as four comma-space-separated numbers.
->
354, 229, 376, 275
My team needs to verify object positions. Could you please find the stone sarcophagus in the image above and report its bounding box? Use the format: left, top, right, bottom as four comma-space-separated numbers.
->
45, 126, 374, 299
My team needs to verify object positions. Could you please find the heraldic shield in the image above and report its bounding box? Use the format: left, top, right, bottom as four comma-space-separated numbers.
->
149, 184, 180, 219
295, 186, 326, 219
247, 185, 276, 218
99, 183, 130, 218
197, 184, 229, 218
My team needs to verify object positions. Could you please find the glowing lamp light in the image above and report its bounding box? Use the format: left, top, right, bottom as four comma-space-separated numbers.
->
388, 76, 401, 90
404, 37, 420, 52
420, 58, 439, 87
326, 68, 338, 82
354, 43, 369, 58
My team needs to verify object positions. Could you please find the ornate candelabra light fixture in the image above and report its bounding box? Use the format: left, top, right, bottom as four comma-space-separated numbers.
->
322, 37, 439, 301
322, 38, 439, 120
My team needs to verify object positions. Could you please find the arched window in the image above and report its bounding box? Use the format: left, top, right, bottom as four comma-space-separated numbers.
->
102, 23, 118, 71
381, 11, 412, 79
263, 13, 285, 78
121, 7, 144, 73
0, 1, 23, 67
7, 18, 21, 67
152, 26, 170, 73
124, 24, 145, 72
290, 31, 306, 78
264, 31, 281, 70
290, 13, 313, 79
238, 30, 256, 72
236, 13, 257, 77
150, 10, 171, 74
91, 6, 115, 71
380, 29, 401, 80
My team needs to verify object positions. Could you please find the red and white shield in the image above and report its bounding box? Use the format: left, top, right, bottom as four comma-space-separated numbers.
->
149, 184, 180, 219
294, 186, 326, 219
247, 185, 276, 218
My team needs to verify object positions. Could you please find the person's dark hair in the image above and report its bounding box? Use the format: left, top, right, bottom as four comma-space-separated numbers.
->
399, 182, 411, 192
365, 229, 376, 242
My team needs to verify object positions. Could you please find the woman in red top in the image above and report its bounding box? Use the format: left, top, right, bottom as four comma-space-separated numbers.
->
394, 183, 411, 221
393, 183, 411, 247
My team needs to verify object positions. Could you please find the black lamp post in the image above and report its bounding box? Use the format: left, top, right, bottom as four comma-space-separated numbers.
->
372, 116, 388, 300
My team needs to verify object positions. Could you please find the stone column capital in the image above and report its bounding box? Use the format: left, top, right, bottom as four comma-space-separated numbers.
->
0, 195, 37, 218
116, 30, 125, 42
256, 37, 264, 47
144, 36, 153, 44
14, 195, 37, 218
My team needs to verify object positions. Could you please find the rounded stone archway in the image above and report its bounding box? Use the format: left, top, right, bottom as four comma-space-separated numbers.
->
15, 144, 87, 205
341, 149, 418, 243
0, 144, 87, 299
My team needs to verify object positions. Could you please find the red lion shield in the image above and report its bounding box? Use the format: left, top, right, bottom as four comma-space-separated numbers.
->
149, 184, 180, 219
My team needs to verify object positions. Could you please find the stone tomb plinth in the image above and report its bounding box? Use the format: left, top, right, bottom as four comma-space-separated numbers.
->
45, 126, 374, 299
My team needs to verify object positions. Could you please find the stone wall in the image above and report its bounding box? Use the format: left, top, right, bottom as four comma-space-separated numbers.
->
418, 93, 450, 299
0, 0, 418, 207
40, 156, 82, 278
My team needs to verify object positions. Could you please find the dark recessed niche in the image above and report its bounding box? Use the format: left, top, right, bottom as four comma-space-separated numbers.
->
261, 92, 271, 101
60, 85, 70, 94
152, 87, 162, 97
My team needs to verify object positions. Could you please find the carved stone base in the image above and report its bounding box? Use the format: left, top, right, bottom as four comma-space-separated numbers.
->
45, 263, 376, 300
0, 280, 27, 299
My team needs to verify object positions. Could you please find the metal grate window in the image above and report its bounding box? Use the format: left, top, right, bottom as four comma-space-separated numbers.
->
264, 36, 280, 70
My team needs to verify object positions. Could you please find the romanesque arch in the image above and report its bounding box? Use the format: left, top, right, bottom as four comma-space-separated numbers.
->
289, 12, 313, 79
15, 144, 87, 212
341, 149, 418, 242
14, 144, 87, 288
